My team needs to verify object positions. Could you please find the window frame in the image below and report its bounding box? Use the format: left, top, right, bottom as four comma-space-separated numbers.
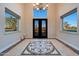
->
60, 8, 79, 34
33, 9, 48, 19
5, 7, 20, 34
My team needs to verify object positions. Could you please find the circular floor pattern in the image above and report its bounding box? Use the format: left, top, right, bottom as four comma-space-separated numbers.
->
26, 40, 54, 55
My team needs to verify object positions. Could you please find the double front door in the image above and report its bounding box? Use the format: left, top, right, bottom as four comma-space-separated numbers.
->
33, 19, 47, 38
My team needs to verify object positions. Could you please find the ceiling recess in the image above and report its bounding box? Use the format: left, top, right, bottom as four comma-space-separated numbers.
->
33, 3, 48, 10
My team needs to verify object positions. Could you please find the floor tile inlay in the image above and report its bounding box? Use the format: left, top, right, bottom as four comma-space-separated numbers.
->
21, 40, 61, 55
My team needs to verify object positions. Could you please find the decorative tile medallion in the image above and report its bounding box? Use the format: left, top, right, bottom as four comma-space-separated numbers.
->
21, 40, 61, 55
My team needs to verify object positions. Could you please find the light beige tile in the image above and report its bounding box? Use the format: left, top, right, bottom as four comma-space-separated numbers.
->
4, 39, 78, 56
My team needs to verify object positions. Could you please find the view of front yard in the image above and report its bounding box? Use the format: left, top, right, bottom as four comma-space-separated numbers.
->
63, 10, 77, 32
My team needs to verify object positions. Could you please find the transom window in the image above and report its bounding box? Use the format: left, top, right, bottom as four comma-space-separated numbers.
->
33, 9, 47, 18
33, 3, 48, 18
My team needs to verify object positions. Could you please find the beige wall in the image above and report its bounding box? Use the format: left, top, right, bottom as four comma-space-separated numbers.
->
24, 3, 56, 38
56, 3, 79, 51
24, 4, 33, 38
48, 4, 56, 38
0, 3, 25, 53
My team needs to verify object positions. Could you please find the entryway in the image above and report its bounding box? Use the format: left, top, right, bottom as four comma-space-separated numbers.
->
33, 19, 47, 38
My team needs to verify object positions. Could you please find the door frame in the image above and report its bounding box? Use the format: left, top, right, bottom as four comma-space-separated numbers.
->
33, 18, 48, 38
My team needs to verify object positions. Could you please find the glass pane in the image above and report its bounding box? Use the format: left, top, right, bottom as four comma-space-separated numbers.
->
5, 11, 17, 32
63, 11, 77, 32
42, 20, 46, 36
40, 9, 47, 18
33, 9, 47, 18
34, 20, 39, 36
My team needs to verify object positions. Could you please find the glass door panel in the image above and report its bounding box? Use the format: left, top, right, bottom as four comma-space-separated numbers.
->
42, 20, 46, 36
33, 19, 47, 38
34, 20, 39, 37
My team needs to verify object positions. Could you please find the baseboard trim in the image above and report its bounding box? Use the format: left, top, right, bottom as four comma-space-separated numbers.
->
25, 38, 56, 39
48, 38, 56, 39
55, 38, 79, 55
0, 38, 25, 56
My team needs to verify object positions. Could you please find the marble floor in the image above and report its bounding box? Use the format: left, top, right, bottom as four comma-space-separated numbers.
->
3, 39, 78, 56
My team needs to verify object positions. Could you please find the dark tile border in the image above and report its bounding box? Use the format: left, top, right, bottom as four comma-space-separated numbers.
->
55, 38, 79, 55
0, 38, 26, 56
21, 41, 61, 56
